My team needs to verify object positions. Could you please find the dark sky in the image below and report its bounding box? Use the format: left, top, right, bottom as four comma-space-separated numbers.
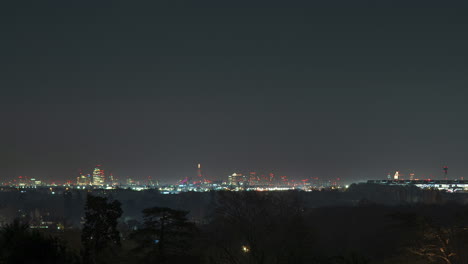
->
2, 0, 468, 184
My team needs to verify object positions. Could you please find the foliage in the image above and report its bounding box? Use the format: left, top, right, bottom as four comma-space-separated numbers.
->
203, 191, 314, 264
81, 194, 123, 264
130, 207, 198, 263
0, 219, 78, 264
391, 209, 468, 264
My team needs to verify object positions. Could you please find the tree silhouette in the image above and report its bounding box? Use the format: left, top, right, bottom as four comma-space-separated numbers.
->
204, 191, 314, 264
81, 194, 123, 264
408, 224, 455, 264
391, 210, 468, 264
0, 219, 78, 264
131, 207, 197, 263
329, 253, 370, 264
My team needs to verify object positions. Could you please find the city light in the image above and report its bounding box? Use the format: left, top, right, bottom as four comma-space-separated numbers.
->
242, 245, 250, 253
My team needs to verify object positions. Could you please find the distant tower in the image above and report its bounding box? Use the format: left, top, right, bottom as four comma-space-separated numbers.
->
443, 165, 448, 179
197, 163, 202, 178
197, 163, 204, 184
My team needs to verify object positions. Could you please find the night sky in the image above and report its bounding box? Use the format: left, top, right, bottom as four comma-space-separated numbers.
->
2, 1, 468, 183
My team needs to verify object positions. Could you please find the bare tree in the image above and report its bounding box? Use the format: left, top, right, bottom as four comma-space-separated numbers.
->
204, 191, 313, 264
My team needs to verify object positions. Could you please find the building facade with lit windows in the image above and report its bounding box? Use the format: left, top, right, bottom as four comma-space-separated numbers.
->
228, 173, 247, 186
92, 166, 105, 186
368, 179, 468, 192
76, 174, 91, 186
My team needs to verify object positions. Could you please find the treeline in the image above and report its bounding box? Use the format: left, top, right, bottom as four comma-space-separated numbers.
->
0, 183, 458, 228
2, 190, 468, 263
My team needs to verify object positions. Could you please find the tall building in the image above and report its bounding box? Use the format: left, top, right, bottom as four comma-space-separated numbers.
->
108, 173, 118, 185
269, 173, 275, 184
147, 176, 158, 186
197, 163, 202, 178
248, 172, 259, 186
196, 163, 206, 184
280, 175, 289, 186
77, 174, 91, 186
126, 177, 135, 186
92, 166, 105, 186
228, 173, 247, 186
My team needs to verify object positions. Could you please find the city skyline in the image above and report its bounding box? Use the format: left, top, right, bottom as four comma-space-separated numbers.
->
2, 162, 456, 186
3, 1, 468, 264
3, 0, 468, 183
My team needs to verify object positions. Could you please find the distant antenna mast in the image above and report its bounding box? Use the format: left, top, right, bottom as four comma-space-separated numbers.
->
443, 165, 448, 180
197, 163, 204, 183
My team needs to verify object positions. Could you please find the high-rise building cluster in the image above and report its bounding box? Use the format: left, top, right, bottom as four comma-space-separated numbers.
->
228, 173, 247, 186
76, 165, 117, 187
226, 171, 291, 187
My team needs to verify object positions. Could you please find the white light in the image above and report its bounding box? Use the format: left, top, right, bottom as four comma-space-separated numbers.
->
242, 245, 250, 253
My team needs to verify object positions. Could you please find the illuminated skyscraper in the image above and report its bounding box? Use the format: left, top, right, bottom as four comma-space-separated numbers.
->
280, 175, 289, 186
197, 163, 202, 179
17, 176, 29, 187
248, 172, 259, 186
197, 163, 205, 184
269, 173, 275, 183
92, 166, 105, 186
108, 173, 118, 185
228, 173, 247, 186
126, 177, 135, 186
77, 174, 91, 186
147, 176, 158, 186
